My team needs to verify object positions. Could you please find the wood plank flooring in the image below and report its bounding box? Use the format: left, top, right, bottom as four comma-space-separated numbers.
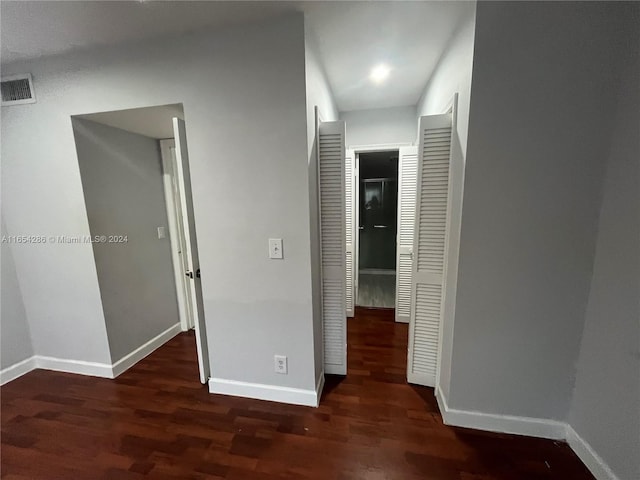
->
356, 273, 396, 308
1, 308, 594, 479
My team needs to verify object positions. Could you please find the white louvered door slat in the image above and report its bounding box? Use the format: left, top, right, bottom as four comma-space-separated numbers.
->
407, 114, 453, 387
395, 146, 418, 323
345, 149, 355, 318
319, 121, 347, 375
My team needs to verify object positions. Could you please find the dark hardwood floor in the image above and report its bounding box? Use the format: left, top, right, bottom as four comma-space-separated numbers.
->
1, 308, 593, 479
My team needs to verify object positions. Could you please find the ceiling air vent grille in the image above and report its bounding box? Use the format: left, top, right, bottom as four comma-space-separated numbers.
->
1, 74, 36, 106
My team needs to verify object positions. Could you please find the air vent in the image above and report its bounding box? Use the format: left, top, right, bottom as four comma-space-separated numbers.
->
1, 74, 36, 106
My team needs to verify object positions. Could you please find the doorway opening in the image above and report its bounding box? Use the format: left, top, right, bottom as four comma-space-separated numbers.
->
356, 150, 399, 309
71, 103, 210, 383
321, 110, 456, 391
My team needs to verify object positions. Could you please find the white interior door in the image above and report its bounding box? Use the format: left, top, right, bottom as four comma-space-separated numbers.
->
319, 120, 347, 375
169, 145, 195, 330
407, 114, 453, 387
345, 148, 355, 318
172, 117, 210, 384
395, 146, 418, 323
160, 139, 194, 332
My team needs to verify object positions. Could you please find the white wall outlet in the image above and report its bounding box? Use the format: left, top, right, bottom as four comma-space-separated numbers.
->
157, 226, 166, 239
274, 355, 287, 374
268, 238, 283, 259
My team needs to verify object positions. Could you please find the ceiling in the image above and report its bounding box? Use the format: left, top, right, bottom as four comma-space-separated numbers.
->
0, 1, 298, 63
75, 104, 184, 139
305, 1, 473, 111
1, 1, 473, 112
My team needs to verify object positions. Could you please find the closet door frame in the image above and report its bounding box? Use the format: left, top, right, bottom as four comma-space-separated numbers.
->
349, 144, 413, 309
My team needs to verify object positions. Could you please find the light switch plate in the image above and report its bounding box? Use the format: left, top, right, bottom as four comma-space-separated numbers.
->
269, 238, 283, 259
157, 226, 166, 239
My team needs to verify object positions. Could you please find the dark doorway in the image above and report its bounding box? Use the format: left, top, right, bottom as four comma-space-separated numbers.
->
357, 150, 398, 308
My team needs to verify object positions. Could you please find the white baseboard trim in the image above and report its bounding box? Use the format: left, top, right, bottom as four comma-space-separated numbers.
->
208, 377, 320, 407
434, 387, 620, 478
1, 323, 183, 385
0, 356, 37, 385
315, 372, 325, 407
434, 383, 448, 415
435, 385, 566, 440
1, 354, 112, 383
112, 323, 181, 377
566, 425, 620, 480
35, 355, 113, 378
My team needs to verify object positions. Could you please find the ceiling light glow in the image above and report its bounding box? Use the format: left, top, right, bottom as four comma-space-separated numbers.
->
370, 64, 391, 84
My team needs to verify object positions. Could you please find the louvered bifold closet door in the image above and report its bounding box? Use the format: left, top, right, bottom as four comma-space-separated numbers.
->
319, 121, 347, 375
345, 149, 355, 318
395, 146, 418, 323
407, 114, 453, 387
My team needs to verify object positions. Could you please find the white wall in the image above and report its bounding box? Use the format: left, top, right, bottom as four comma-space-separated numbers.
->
415, 3, 476, 401
72, 119, 179, 362
304, 21, 339, 384
416, 4, 475, 149
0, 219, 34, 370
339, 106, 417, 147
568, 6, 640, 478
305, 24, 339, 141
1, 105, 112, 366
1, 14, 318, 393
448, 1, 625, 421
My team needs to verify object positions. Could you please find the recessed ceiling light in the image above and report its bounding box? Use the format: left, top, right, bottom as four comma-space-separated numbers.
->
370, 64, 391, 84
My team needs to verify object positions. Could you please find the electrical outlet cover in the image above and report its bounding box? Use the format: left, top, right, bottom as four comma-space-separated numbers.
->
274, 355, 287, 374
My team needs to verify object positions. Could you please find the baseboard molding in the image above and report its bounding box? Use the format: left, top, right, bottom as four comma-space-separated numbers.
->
0, 356, 37, 385
566, 425, 620, 480
2, 354, 112, 383
1, 323, 182, 385
112, 323, 181, 377
435, 385, 566, 440
434, 383, 448, 415
208, 377, 320, 407
35, 355, 113, 378
315, 372, 325, 407
434, 388, 620, 478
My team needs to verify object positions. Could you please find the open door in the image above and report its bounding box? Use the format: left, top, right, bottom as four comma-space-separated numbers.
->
173, 117, 211, 384
407, 114, 453, 387
319, 120, 347, 375
160, 139, 196, 333
395, 146, 418, 323
345, 148, 355, 318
